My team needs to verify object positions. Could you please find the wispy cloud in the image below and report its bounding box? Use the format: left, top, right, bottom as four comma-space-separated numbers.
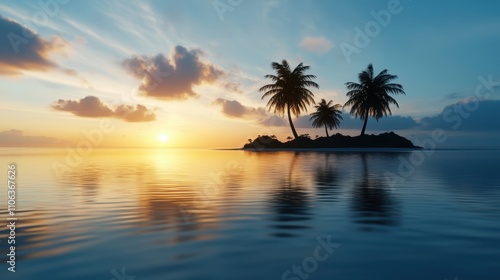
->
443, 92, 463, 100
0, 129, 65, 147
300, 36, 334, 54
223, 82, 243, 94
59, 16, 134, 55
262, 0, 280, 20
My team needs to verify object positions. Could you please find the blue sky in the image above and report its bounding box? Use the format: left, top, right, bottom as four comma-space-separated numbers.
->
0, 0, 499, 147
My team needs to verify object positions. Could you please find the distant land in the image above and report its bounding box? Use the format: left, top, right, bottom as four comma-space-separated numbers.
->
243, 132, 421, 150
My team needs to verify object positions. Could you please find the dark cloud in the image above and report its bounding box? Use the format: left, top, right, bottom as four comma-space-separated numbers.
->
0, 16, 65, 75
122, 45, 224, 100
339, 115, 418, 131
228, 96, 500, 142
52, 96, 156, 122
293, 115, 313, 128
213, 98, 267, 118
0, 129, 65, 147
265, 112, 417, 131
259, 99, 500, 135
419, 99, 500, 131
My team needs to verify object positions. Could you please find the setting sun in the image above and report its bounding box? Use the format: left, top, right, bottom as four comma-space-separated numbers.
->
158, 134, 169, 143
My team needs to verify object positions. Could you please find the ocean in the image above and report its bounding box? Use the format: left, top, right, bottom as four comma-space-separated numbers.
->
0, 148, 499, 279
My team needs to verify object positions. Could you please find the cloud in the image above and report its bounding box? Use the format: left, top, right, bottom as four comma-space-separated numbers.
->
419, 99, 500, 131
339, 115, 418, 131
293, 115, 313, 128
52, 96, 156, 122
223, 82, 243, 93
0, 129, 65, 147
443, 92, 463, 100
114, 104, 156, 122
0, 16, 66, 75
61, 68, 94, 89
52, 96, 114, 117
122, 45, 224, 100
259, 115, 287, 126
262, 0, 280, 19
256, 99, 500, 134
300, 36, 334, 54
265, 112, 417, 131
213, 98, 267, 118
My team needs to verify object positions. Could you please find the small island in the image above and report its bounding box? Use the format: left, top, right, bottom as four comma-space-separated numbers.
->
243, 61, 420, 150
243, 132, 420, 150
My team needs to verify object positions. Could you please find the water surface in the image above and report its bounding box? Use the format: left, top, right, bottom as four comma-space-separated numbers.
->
1, 148, 499, 279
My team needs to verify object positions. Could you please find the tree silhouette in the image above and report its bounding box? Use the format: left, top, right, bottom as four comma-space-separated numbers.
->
259, 60, 318, 139
268, 153, 311, 238
351, 154, 399, 228
310, 99, 343, 137
344, 64, 406, 136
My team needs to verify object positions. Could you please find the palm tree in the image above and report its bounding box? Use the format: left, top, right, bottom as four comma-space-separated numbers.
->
310, 99, 343, 137
259, 60, 318, 139
344, 64, 406, 136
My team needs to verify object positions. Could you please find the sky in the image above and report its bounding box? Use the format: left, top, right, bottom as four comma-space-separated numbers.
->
1, 0, 499, 148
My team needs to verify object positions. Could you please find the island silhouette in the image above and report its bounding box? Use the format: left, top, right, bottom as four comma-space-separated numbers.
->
244, 61, 419, 149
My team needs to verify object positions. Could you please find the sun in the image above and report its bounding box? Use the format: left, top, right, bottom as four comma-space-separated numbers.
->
158, 133, 169, 143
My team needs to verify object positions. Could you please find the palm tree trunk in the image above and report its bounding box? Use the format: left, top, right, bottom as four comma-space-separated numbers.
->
324, 125, 329, 137
360, 112, 369, 136
359, 112, 368, 136
287, 105, 299, 139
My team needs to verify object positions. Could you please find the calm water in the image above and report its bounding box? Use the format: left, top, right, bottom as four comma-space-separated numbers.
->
1, 148, 499, 280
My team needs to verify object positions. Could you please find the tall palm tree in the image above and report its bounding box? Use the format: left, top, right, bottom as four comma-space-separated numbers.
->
310, 99, 343, 137
344, 64, 406, 136
259, 60, 318, 139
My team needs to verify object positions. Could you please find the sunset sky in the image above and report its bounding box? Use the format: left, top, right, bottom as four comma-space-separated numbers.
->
1, 0, 499, 148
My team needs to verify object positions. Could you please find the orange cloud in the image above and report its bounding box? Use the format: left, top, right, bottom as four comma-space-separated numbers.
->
122, 45, 224, 100
300, 36, 334, 54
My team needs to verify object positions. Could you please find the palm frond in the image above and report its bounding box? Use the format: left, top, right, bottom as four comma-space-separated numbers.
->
344, 64, 405, 122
